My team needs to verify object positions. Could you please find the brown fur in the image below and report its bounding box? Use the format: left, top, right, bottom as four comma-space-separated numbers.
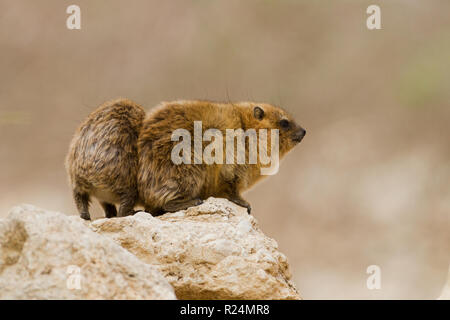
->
137, 100, 305, 215
65, 98, 145, 220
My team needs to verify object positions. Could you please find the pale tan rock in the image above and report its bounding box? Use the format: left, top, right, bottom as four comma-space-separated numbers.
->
0, 204, 175, 300
438, 266, 450, 300
91, 197, 301, 300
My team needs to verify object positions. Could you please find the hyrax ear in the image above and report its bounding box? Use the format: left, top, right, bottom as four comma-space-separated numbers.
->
253, 106, 265, 120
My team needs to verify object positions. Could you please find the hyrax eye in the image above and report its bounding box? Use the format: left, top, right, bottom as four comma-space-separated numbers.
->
253, 106, 265, 120
279, 119, 290, 129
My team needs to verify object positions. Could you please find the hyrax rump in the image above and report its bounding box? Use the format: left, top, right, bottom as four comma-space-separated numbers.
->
66, 98, 145, 220
138, 100, 306, 215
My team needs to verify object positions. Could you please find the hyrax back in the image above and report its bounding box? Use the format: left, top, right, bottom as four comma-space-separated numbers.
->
137, 100, 305, 215
66, 98, 145, 220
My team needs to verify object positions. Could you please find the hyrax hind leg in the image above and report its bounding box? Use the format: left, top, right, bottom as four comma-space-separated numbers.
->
100, 202, 117, 218
73, 190, 91, 220
163, 197, 203, 213
117, 191, 138, 217
144, 172, 205, 215
161, 168, 207, 213
145, 193, 203, 216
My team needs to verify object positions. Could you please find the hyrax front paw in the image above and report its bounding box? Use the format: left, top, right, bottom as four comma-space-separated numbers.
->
229, 198, 251, 214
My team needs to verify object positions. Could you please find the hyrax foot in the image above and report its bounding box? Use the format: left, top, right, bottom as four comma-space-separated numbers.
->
80, 212, 91, 220
163, 198, 203, 212
73, 191, 91, 220
229, 198, 251, 214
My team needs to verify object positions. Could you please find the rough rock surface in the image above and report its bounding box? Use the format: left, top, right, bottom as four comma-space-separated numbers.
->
91, 197, 301, 300
438, 266, 450, 300
0, 205, 175, 299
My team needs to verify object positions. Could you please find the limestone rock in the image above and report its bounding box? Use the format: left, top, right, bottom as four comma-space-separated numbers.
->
0, 204, 175, 299
91, 197, 301, 300
438, 266, 450, 300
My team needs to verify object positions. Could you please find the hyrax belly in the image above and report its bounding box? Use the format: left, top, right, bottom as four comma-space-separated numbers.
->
92, 188, 121, 204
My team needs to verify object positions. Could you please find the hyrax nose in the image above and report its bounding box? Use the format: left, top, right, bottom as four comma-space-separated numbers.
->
292, 127, 306, 142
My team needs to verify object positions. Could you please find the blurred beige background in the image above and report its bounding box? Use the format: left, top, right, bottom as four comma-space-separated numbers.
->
0, 0, 449, 299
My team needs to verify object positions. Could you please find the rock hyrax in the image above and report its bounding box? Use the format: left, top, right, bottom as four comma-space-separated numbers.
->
66, 98, 145, 220
137, 100, 306, 215
67, 99, 305, 219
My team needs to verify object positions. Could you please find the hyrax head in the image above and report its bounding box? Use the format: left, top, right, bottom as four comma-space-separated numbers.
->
240, 102, 306, 156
